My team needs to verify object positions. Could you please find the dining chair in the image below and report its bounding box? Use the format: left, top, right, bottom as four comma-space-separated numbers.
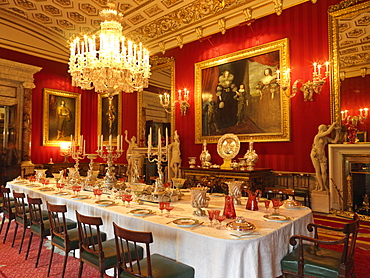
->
11, 190, 32, 253
76, 211, 121, 278
281, 213, 360, 278
113, 222, 195, 278
46, 202, 107, 278
0, 187, 16, 244
25, 195, 76, 268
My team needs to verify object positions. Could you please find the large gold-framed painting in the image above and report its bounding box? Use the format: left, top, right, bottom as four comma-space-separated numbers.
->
195, 38, 291, 143
43, 88, 81, 146
98, 93, 122, 145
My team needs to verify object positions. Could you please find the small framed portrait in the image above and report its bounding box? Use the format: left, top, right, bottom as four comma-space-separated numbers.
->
357, 131, 367, 142
194, 38, 291, 143
98, 93, 122, 145
42, 88, 81, 146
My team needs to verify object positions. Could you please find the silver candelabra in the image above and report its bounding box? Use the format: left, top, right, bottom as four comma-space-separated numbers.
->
97, 134, 124, 188
147, 127, 168, 192
70, 135, 86, 181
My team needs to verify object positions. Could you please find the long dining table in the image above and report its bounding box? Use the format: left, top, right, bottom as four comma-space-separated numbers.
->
7, 179, 314, 278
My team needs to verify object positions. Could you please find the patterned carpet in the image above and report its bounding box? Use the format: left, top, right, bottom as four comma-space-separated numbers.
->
313, 213, 370, 278
0, 220, 113, 277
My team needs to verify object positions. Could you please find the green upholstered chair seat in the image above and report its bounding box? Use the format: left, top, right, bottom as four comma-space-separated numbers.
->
31, 218, 76, 236
52, 227, 107, 251
281, 244, 343, 278
81, 238, 121, 269
120, 254, 195, 278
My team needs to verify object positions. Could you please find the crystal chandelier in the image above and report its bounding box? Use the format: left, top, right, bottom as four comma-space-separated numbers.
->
68, 0, 151, 95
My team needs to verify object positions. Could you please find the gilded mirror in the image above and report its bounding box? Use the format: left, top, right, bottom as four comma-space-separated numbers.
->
137, 56, 175, 144
329, 0, 370, 133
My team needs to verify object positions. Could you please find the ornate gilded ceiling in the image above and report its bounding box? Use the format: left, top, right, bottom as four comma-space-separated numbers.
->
338, 11, 370, 76
0, 0, 311, 63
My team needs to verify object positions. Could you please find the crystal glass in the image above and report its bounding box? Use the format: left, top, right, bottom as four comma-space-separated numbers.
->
264, 200, 271, 213
95, 189, 103, 200
207, 210, 216, 227
215, 214, 227, 229
165, 202, 174, 218
56, 183, 64, 192
125, 194, 133, 208
159, 202, 166, 215
271, 198, 282, 214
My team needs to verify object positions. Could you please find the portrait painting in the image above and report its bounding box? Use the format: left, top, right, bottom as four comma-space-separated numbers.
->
194, 38, 291, 143
98, 93, 122, 144
42, 88, 81, 146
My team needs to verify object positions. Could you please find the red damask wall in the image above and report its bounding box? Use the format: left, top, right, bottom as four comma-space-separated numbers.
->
165, 0, 342, 172
1, 0, 347, 172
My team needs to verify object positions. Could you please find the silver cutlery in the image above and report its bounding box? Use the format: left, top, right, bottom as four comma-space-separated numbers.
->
190, 222, 204, 230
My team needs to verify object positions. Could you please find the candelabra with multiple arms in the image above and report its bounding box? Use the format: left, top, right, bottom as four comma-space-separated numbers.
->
147, 127, 168, 192
70, 135, 86, 181
97, 134, 124, 188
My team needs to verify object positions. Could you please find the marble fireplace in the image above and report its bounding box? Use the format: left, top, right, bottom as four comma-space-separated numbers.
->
328, 144, 370, 213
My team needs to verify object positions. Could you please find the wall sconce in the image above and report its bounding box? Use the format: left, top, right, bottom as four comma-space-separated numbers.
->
341, 108, 369, 127
177, 88, 190, 116
59, 141, 71, 163
158, 88, 190, 116
277, 61, 330, 101
361, 67, 367, 78
159, 92, 171, 114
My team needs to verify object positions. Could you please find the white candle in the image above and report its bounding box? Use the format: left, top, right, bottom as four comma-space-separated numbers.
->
83, 140, 86, 154
109, 134, 112, 146
317, 65, 322, 76
158, 128, 161, 150
313, 62, 317, 74
148, 127, 152, 153
101, 134, 103, 149
165, 128, 168, 147
325, 61, 329, 73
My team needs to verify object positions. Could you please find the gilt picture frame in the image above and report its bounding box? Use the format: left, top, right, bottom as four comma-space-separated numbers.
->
42, 88, 81, 146
98, 92, 122, 145
194, 38, 291, 143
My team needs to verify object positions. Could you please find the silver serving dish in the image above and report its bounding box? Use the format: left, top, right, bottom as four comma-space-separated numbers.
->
226, 216, 255, 234
282, 196, 302, 209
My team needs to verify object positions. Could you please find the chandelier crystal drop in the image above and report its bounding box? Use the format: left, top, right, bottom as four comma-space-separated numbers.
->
68, 0, 151, 95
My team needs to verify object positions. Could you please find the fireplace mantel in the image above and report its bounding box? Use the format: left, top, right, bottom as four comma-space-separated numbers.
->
328, 144, 370, 210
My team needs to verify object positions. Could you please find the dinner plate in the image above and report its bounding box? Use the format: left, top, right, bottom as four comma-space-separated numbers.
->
210, 193, 225, 197
71, 195, 89, 200
95, 200, 115, 206
54, 191, 69, 196
263, 214, 291, 222
172, 218, 199, 228
283, 205, 307, 210
39, 187, 54, 191
130, 209, 153, 216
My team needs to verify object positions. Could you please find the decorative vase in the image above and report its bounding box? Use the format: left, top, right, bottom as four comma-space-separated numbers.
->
244, 140, 259, 171
200, 140, 212, 168
35, 169, 47, 183
226, 181, 243, 205
188, 157, 197, 168
223, 196, 237, 219
346, 124, 358, 144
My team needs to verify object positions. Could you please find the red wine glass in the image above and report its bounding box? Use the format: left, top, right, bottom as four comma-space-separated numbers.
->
264, 200, 271, 213
207, 210, 216, 227
271, 198, 282, 214
165, 203, 174, 217
159, 202, 166, 215
215, 214, 227, 229
125, 195, 133, 208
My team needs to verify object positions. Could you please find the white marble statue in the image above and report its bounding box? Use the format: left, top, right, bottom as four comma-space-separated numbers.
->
168, 130, 181, 180
310, 122, 341, 191
125, 130, 139, 182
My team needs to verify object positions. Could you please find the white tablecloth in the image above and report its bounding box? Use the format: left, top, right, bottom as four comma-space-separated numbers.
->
7, 181, 313, 278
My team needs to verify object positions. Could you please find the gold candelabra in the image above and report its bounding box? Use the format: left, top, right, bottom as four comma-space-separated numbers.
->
70, 135, 86, 181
